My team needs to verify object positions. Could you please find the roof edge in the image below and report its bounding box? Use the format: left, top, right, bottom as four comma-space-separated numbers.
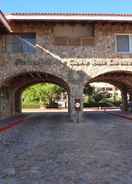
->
0, 10, 12, 32
5, 12, 132, 16
5, 12, 132, 22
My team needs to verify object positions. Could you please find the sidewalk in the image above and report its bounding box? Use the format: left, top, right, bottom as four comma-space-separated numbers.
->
107, 110, 132, 121
84, 107, 132, 121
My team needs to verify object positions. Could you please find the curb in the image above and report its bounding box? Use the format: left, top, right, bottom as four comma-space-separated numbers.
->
0, 115, 29, 133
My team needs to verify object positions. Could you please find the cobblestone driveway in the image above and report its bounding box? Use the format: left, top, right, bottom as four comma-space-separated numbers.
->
0, 112, 132, 184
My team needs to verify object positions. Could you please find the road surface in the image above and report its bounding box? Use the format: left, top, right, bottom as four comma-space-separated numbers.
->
0, 111, 132, 184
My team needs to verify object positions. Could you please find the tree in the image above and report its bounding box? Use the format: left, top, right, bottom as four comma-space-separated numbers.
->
84, 85, 94, 96
22, 83, 65, 108
92, 90, 104, 105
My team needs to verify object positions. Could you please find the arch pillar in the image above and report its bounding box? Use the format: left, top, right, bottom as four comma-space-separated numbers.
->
121, 89, 128, 112
15, 90, 22, 114
69, 84, 83, 122
0, 86, 19, 118
129, 92, 132, 102
10, 88, 22, 116
0, 87, 13, 118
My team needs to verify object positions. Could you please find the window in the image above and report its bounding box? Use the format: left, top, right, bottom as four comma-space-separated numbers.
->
11, 33, 36, 53
116, 35, 132, 53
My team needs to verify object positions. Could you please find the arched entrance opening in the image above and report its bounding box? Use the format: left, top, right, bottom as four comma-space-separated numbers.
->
0, 72, 71, 118
83, 71, 132, 113
19, 82, 68, 114
83, 82, 122, 112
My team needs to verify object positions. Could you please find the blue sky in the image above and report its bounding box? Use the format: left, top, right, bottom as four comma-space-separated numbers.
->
1, 0, 132, 13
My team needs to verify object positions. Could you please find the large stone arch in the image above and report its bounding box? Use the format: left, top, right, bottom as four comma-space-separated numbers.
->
0, 70, 71, 113
0, 55, 87, 121
89, 70, 132, 91
82, 65, 132, 86
83, 70, 132, 89
0, 62, 70, 87
0, 68, 84, 122
12, 72, 71, 115
83, 70, 132, 112
93, 67, 132, 78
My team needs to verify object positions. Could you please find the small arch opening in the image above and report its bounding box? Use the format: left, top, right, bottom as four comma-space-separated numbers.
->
20, 82, 69, 114
0, 71, 71, 119
83, 71, 132, 114
83, 82, 122, 112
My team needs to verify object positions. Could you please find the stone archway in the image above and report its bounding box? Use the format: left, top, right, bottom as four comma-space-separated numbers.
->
13, 72, 71, 115
0, 71, 75, 119
84, 70, 132, 112
0, 54, 88, 122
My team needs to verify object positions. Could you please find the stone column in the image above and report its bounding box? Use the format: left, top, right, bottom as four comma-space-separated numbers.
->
121, 89, 128, 112
68, 94, 71, 115
0, 87, 19, 118
14, 90, 22, 114
69, 84, 83, 122
9, 89, 16, 116
129, 93, 132, 102
0, 87, 10, 118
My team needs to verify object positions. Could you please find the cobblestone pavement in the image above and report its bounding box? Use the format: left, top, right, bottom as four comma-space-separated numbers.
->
0, 112, 132, 184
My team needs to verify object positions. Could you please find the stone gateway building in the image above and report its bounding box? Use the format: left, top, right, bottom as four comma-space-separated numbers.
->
1, 11, 132, 121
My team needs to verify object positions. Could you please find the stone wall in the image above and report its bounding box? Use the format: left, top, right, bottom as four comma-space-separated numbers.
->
8, 22, 132, 76
1, 22, 132, 121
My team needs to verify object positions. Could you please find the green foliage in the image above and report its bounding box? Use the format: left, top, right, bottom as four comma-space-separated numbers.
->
83, 86, 121, 107
92, 90, 104, 104
84, 85, 94, 96
22, 83, 64, 108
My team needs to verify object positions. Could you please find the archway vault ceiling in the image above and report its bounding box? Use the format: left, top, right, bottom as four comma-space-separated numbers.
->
3, 72, 70, 93
88, 71, 132, 93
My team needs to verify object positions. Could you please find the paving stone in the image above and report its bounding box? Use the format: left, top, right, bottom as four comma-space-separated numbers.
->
0, 112, 132, 183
